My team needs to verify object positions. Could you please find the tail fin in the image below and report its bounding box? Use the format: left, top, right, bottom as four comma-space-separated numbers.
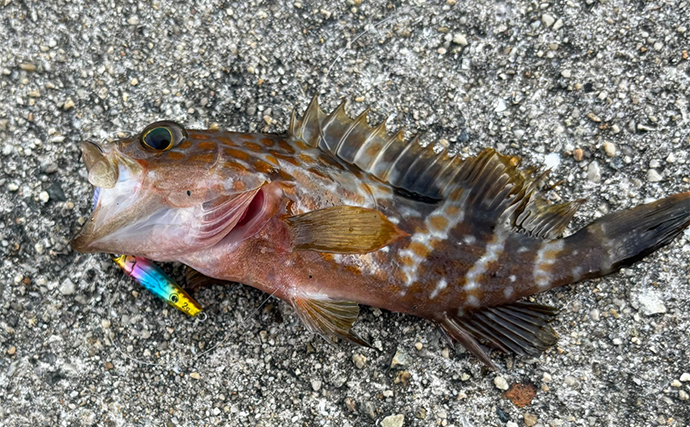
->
566, 192, 690, 275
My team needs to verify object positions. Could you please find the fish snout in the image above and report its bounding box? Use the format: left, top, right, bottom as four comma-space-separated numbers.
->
81, 141, 119, 188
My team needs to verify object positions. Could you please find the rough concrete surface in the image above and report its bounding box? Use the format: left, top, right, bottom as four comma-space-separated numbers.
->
1, 0, 689, 426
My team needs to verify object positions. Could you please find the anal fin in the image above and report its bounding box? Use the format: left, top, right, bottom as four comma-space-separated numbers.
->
440, 302, 559, 370
291, 295, 370, 346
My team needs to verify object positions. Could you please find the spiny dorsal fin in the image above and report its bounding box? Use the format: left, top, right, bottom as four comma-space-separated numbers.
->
290, 98, 578, 238
291, 295, 369, 346
290, 97, 459, 200
440, 302, 559, 370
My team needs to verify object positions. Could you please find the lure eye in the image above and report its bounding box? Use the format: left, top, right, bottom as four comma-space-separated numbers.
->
140, 121, 188, 151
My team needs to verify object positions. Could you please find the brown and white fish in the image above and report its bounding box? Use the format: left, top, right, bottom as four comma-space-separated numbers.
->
71, 98, 690, 369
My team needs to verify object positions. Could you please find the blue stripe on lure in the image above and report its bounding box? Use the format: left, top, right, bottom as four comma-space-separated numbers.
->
111, 254, 205, 318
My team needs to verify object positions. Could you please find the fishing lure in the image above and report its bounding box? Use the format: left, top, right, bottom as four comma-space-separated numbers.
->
112, 254, 205, 319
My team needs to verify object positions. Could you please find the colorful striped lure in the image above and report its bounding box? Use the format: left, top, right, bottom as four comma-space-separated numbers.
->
111, 254, 205, 318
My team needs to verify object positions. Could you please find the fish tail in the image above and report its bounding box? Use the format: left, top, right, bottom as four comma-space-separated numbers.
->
562, 192, 690, 280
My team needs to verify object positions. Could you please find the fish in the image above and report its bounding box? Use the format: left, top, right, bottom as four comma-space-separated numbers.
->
71, 98, 690, 369
111, 254, 205, 318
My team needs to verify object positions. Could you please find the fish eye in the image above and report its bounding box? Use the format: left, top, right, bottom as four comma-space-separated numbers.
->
140, 121, 188, 151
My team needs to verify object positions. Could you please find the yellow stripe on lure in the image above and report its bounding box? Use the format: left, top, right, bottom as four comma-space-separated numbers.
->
111, 254, 205, 318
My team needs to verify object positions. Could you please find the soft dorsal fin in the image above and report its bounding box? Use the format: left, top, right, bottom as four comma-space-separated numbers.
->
289, 97, 581, 238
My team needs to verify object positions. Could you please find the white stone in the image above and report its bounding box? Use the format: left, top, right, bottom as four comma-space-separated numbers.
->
381, 414, 404, 427
59, 278, 76, 295
636, 290, 667, 315
453, 33, 468, 46
647, 169, 663, 182
542, 13, 555, 27
587, 161, 601, 183
494, 376, 509, 390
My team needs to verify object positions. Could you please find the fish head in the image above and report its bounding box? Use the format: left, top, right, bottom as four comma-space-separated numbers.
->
71, 121, 280, 258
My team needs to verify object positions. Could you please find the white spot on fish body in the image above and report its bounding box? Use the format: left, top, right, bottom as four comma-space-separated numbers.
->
429, 278, 448, 299
509, 275, 516, 282
466, 295, 480, 307
533, 239, 564, 289
503, 286, 514, 298
463, 235, 476, 245
463, 231, 508, 291
571, 266, 583, 281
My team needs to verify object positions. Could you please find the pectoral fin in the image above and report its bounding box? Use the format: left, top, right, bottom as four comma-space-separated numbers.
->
291, 295, 370, 346
184, 266, 231, 291
286, 205, 408, 253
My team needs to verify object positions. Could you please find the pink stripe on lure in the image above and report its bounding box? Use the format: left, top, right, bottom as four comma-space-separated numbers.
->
112, 254, 205, 318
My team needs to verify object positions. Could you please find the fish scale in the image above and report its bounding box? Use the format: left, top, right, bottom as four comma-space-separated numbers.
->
72, 98, 690, 370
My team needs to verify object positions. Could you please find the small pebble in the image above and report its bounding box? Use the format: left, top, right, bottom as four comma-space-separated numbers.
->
127, 15, 140, 25
679, 390, 689, 401
391, 349, 409, 367
453, 33, 468, 46
560, 69, 572, 78
38, 191, 50, 203
63, 98, 75, 110
542, 372, 552, 382
104, 362, 113, 370
20, 63, 37, 71
679, 373, 690, 382
414, 342, 423, 351
523, 414, 538, 427
589, 309, 600, 321
59, 278, 76, 295
507, 422, 518, 427
494, 376, 510, 391
352, 353, 366, 369
8, 183, 19, 192
564, 376, 577, 386
7, 346, 16, 355
311, 379, 322, 391
189, 372, 201, 380
603, 141, 616, 157
552, 18, 564, 31
381, 414, 404, 427
637, 290, 667, 315
541, 13, 555, 28
587, 161, 601, 183
671, 379, 682, 388
573, 148, 584, 162
647, 169, 663, 182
